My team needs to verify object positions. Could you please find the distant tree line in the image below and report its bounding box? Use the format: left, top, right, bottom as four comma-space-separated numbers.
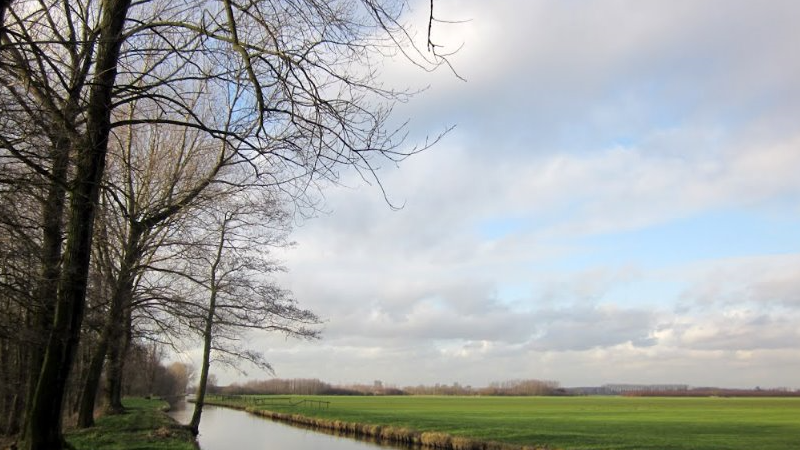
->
565, 384, 800, 397
220, 378, 335, 396
217, 378, 563, 396
622, 387, 800, 398
216, 379, 800, 398
482, 379, 563, 396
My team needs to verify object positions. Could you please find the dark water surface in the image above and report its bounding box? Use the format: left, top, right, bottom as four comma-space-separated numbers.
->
169, 400, 406, 450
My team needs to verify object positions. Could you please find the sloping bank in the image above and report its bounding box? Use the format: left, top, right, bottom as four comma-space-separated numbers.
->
201, 398, 550, 450
66, 397, 197, 450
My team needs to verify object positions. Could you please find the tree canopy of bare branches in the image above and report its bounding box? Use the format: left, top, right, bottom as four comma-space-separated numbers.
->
1, 1, 453, 448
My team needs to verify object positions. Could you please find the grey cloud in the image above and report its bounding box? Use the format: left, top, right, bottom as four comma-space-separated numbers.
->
323, 295, 537, 345
678, 255, 800, 309
748, 277, 800, 307
527, 306, 659, 351
534, 266, 642, 306
396, 0, 800, 152
675, 312, 800, 351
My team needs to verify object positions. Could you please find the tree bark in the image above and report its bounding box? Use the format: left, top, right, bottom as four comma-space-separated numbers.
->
105, 224, 142, 412
20, 1, 132, 448
189, 284, 217, 436
5, 311, 31, 436
105, 297, 133, 413
6, 344, 26, 435
75, 332, 109, 427
0, 336, 7, 434
20, 133, 70, 443
76, 224, 142, 424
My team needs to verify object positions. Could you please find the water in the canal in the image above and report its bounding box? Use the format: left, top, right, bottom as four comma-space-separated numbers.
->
169, 400, 409, 450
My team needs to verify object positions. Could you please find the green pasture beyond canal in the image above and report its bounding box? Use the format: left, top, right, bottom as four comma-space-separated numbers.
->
214, 395, 800, 450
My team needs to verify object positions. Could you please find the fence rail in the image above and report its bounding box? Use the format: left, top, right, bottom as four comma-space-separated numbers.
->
210, 394, 330, 410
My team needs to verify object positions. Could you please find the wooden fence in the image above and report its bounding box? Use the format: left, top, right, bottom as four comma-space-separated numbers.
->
210, 394, 330, 410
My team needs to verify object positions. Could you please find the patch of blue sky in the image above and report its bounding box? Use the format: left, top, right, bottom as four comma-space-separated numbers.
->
475, 216, 529, 240
597, 279, 685, 309
505, 207, 799, 309
552, 208, 800, 272
479, 209, 799, 310
611, 135, 638, 148
494, 283, 534, 306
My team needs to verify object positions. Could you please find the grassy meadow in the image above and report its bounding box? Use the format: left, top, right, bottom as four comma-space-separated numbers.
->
208, 395, 800, 450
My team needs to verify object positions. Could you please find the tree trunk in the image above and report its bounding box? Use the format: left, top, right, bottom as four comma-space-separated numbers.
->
20, 134, 70, 442
23, 180, 106, 448
0, 336, 23, 436
105, 301, 132, 412
104, 224, 142, 414
20, 1, 131, 448
6, 393, 23, 437
78, 220, 143, 424
6, 310, 31, 436
76, 333, 109, 427
0, 337, 7, 435
189, 285, 216, 436
189, 217, 228, 436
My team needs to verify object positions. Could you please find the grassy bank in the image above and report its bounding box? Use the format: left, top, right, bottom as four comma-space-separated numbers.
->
204, 394, 800, 450
66, 397, 196, 450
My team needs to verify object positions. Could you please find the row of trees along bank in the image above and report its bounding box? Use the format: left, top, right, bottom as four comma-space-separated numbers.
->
0, 1, 455, 448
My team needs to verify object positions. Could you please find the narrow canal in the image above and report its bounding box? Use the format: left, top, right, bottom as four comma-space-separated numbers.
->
169, 400, 408, 450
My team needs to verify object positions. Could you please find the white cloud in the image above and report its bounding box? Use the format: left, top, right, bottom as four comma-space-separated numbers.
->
676, 312, 800, 351
205, 1, 800, 389
677, 254, 800, 309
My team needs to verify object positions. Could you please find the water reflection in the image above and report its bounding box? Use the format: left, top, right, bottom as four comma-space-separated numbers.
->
170, 400, 410, 450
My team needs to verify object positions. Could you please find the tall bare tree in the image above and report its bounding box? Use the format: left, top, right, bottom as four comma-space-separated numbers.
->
76, 99, 237, 427
146, 190, 321, 435
2, 1, 452, 448
2, 1, 133, 447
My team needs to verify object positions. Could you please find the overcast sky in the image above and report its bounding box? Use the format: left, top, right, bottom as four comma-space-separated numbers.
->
213, 0, 800, 389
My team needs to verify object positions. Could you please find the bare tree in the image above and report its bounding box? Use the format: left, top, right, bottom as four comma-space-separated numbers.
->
153, 192, 321, 435
76, 101, 237, 427
2, 1, 454, 447
2, 1, 133, 447
0, 170, 39, 435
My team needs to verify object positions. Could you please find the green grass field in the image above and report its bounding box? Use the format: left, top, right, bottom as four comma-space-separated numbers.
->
215, 395, 800, 450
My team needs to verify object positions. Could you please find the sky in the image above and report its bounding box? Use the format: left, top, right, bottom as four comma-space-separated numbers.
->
208, 0, 800, 389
